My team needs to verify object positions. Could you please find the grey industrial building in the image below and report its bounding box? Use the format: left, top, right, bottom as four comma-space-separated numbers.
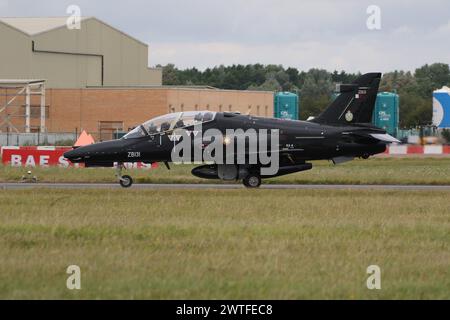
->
0, 17, 162, 88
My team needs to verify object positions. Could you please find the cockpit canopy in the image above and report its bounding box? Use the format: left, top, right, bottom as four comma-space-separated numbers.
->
122, 111, 217, 139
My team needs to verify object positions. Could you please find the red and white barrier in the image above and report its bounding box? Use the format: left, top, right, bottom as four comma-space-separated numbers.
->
1, 146, 74, 167
385, 145, 450, 155
1, 146, 158, 168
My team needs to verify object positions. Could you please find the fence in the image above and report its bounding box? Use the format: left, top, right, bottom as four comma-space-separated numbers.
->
0, 132, 78, 146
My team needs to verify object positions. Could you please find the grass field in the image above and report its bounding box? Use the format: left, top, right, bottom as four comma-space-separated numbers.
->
0, 188, 449, 299
1, 157, 450, 185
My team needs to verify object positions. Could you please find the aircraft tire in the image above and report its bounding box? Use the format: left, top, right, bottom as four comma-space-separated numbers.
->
119, 175, 133, 188
243, 174, 261, 188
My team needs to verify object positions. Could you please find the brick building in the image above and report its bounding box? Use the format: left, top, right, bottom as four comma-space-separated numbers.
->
41, 87, 273, 140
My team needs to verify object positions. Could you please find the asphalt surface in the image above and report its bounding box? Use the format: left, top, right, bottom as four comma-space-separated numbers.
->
1, 182, 450, 191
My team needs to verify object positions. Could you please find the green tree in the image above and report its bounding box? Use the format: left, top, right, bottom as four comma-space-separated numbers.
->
161, 64, 180, 85
399, 93, 431, 127
414, 63, 450, 97
248, 72, 282, 91
331, 70, 359, 84
299, 69, 334, 119
379, 71, 417, 93
301, 69, 334, 97
300, 95, 333, 120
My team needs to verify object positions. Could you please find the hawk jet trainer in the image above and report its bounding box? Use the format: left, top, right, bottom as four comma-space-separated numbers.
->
64, 73, 399, 188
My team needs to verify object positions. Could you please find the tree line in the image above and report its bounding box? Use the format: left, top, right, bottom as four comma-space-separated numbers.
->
160, 63, 450, 128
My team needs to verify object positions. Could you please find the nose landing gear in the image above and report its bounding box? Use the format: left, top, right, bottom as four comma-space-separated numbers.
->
116, 163, 133, 188
119, 175, 133, 188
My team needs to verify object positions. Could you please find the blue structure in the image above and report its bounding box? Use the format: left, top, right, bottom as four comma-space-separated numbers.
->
274, 92, 299, 120
433, 87, 450, 128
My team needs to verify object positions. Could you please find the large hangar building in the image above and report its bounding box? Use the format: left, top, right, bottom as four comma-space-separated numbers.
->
0, 16, 161, 88
0, 17, 273, 141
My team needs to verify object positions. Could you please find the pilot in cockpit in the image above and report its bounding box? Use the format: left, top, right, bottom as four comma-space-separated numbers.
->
194, 113, 203, 122
147, 123, 158, 134
174, 119, 185, 128
203, 112, 214, 122
160, 122, 171, 132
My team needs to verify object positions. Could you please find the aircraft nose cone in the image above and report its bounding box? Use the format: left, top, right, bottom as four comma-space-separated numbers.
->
63, 140, 126, 163
63, 148, 83, 161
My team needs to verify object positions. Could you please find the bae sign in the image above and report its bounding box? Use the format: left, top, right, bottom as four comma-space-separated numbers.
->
1, 146, 74, 167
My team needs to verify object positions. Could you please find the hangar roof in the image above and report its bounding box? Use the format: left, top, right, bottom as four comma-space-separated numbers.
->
0, 17, 147, 46
0, 17, 90, 35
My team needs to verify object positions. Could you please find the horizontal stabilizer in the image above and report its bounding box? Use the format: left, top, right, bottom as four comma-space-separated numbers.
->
369, 133, 400, 143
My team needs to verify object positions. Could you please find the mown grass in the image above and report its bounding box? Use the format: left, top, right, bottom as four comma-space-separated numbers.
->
1, 157, 450, 185
0, 188, 449, 299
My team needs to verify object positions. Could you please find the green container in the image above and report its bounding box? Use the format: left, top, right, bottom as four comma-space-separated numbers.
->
372, 92, 399, 137
274, 92, 299, 120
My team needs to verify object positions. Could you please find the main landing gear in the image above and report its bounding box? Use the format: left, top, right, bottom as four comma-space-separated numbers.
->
116, 163, 133, 188
242, 173, 262, 188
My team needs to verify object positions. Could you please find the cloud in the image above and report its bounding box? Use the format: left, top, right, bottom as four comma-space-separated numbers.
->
2, 0, 450, 71
150, 29, 450, 73
146, 0, 450, 72
435, 20, 450, 36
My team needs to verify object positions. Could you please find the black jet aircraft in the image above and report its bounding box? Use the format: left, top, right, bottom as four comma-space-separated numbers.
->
64, 72, 399, 188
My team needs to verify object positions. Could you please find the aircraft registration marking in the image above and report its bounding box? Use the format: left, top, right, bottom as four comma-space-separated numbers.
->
128, 152, 141, 158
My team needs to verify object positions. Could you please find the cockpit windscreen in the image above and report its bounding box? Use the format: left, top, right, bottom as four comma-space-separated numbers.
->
122, 111, 216, 139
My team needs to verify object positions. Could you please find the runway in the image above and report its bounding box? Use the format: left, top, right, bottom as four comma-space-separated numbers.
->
1, 182, 450, 191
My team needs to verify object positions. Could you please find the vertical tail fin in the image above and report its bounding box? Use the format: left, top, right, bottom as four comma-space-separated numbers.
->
312, 72, 381, 125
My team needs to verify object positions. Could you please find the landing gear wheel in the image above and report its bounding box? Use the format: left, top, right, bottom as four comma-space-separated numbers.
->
243, 174, 261, 188
119, 175, 133, 188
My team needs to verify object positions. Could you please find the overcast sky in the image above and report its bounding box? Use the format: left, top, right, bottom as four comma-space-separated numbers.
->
1, 0, 450, 73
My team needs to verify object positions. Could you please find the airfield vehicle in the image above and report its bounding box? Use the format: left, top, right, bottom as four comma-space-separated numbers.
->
64, 73, 399, 188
